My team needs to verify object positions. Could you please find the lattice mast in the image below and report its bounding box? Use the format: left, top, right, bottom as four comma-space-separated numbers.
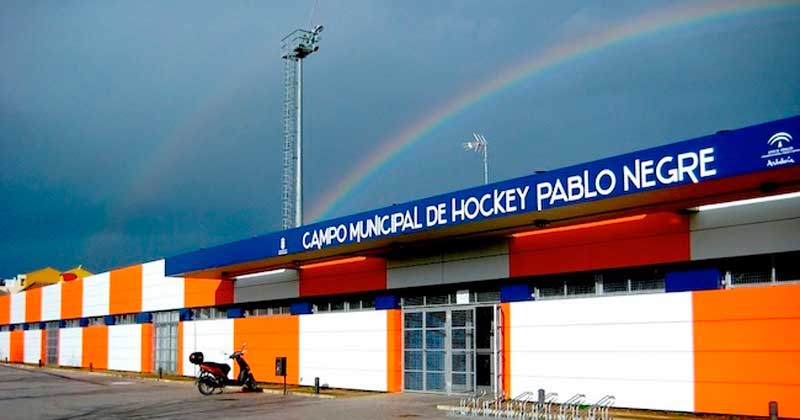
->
281, 26, 323, 229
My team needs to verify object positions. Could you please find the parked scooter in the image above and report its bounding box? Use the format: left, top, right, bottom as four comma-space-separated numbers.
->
189, 343, 260, 395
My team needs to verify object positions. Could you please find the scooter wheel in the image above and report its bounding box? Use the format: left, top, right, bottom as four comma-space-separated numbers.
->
197, 374, 218, 396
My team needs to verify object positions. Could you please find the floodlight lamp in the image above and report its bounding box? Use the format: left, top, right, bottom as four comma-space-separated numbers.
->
314, 25, 324, 34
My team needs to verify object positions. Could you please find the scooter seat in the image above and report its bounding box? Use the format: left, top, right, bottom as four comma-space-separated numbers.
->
202, 362, 231, 376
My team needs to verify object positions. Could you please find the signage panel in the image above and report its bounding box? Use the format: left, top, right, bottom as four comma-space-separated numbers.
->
166, 116, 800, 276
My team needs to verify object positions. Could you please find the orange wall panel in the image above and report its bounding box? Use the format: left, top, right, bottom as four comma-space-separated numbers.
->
386, 309, 402, 392
184, 277, 234, 308
176, 322, 183, 376
41, 330, 47, 366
109, 265, 142, 315
0, 295, 9, 325
25, 287, 42, 323
9, 330, 24, 363
510, 212, 689, 277
693, 285, 800, 418
82, 326, 108, 370
61, 279, 83, 320
141, 323, 153, 374
300, 257, 387, 297
233, 316, 299, 384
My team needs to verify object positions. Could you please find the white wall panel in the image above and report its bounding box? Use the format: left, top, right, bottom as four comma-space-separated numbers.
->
59, 328, 83, 367
82, 272, 110, 317
299, 311, 387, 391
108, 324, 142, 372
181, 319, 233, 378
10, 292, 25, 324
0, 331, 9, 361
23, 329, 41, 364
690, 195, 800, 260
509, 293, 694, 412
40, 283, 62, 322
234, 269, 299, 303
142, 260, 185, 312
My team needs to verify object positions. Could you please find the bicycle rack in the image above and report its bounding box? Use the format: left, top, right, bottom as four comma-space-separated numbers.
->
459, 390, 489, 416
558, 394, 585, 420
530, 392, 558, 420
451, 390, 608, 420
501, 391, 536, 418
587, 395, 615, 420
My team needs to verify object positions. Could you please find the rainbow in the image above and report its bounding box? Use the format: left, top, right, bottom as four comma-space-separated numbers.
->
308, 0, 798, 222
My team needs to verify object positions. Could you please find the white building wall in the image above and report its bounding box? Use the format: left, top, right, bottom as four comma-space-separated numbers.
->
40, 283, 62, 321
59, 328, 83, 367
142, 260, 185, 312
509, 293, 694, 412
108, 324, 142, 372
82, 272, 110, 317
181, 319, 233, 378
23, 329, 41, 364
0, 331, 9, 361
299, 311, 388, 391
10, 291, 26, 324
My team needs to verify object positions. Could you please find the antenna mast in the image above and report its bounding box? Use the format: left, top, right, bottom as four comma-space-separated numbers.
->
281, 25, 323, 229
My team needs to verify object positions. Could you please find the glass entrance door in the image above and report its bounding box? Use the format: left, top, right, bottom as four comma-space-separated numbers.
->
403, 307, 488, 393
450, 309, 475, 393
46, 323, 59, 365
153, 311, 179, 374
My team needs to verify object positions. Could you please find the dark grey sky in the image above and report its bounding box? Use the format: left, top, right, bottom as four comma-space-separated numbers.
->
1, 1, 799, 278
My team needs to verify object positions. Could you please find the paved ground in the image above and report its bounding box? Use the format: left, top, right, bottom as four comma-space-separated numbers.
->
0, 364, 457, 420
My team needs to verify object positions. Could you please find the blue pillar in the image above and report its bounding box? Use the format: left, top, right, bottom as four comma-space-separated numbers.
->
665, 268, 721, 292
290, 302, 313, 315
500, 284, 533, 303
375, 295, 400, 310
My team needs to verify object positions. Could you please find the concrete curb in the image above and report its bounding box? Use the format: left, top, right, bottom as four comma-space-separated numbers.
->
435, 404, 711, 420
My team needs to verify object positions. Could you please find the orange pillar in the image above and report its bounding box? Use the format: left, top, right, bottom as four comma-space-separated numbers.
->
233, 316, 299, 384
386, 309, 403, 392
501, 302, 511, 398
10, 330, 24, 363
81, 326, 108, 370
140, 323, 153, 374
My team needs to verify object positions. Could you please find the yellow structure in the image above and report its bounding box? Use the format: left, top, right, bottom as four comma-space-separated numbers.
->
1, 265, 93, 293
60, 265, 92, 282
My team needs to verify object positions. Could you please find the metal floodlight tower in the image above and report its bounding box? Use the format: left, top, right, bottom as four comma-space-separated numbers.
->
463, 133, 489, 185
281, 25, 323, 229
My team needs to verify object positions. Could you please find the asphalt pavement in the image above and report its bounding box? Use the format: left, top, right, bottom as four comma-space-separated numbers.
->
0, 364, 456, 420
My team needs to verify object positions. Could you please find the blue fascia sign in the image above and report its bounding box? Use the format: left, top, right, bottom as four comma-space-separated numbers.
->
166, 115, 800, 276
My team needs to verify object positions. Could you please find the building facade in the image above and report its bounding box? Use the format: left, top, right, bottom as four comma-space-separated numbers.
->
0, 116, 798, 417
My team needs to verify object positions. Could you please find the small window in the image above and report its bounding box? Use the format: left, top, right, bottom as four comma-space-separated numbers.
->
361, 298, 375, 310
195, 307, 226, 320
728, 255, 772, 286
776, 252, 800, 282
566, 279, 595, 296
537, 280, 565, 299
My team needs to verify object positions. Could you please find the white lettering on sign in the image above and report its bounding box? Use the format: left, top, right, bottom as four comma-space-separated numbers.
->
450, 187, 529, 223
300, 147, 718, 251
536, 147, 716, 211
